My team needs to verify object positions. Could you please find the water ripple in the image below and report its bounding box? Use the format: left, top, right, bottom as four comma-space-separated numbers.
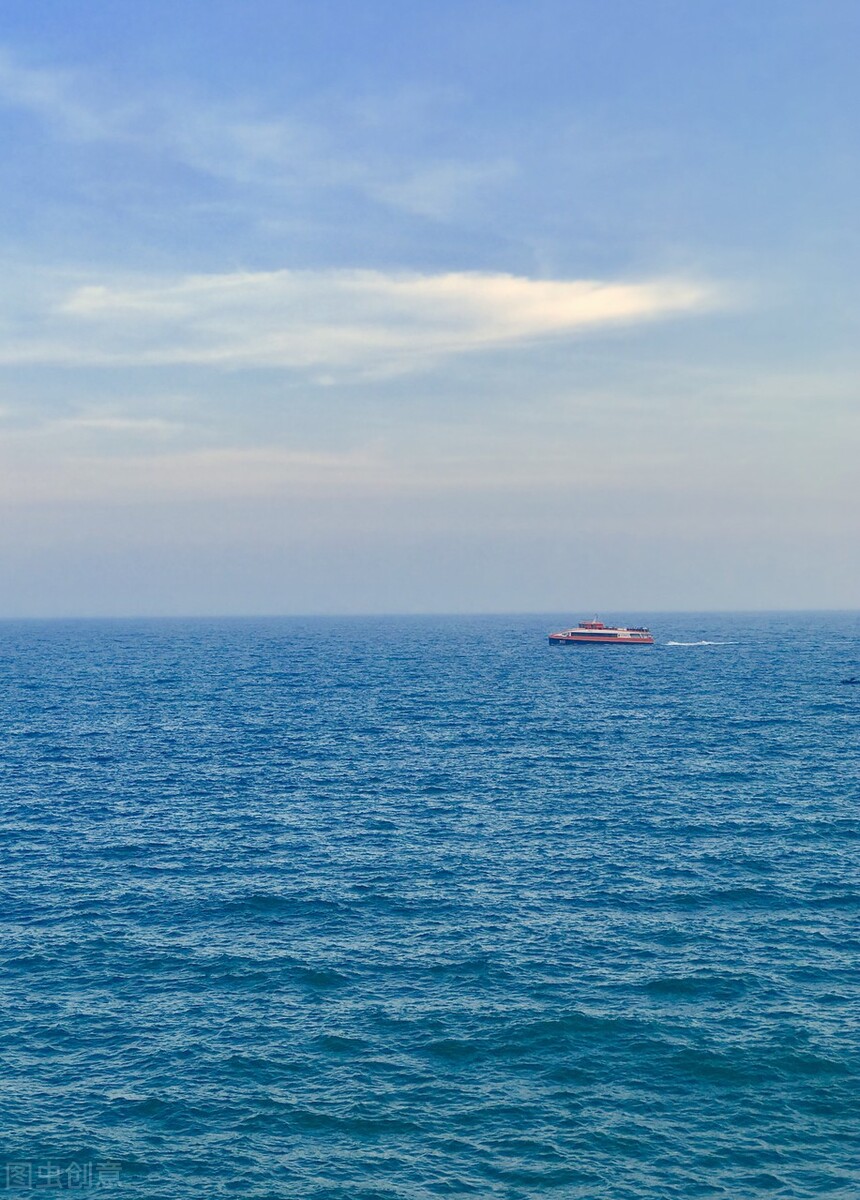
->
1, 613, 858, 1197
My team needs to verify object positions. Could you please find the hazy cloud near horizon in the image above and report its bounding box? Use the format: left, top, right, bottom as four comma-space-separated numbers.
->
0, 1, 857, 615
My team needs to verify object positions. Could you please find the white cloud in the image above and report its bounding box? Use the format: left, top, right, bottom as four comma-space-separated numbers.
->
367, 160, 516, 220
0, 47, 123, 142
0, 46, 509, 222
0, 267, 714, 377
0, 437, 683, 508
55, 414, 182, 436
0, 445, 380, 505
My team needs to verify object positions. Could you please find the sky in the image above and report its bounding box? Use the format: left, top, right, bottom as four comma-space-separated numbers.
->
0, 0, 858, 616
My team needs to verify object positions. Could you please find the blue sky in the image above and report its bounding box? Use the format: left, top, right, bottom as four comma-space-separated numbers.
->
0, 0, 857, 615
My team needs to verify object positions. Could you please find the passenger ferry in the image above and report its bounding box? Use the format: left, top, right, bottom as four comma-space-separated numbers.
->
548, 618, 653, 646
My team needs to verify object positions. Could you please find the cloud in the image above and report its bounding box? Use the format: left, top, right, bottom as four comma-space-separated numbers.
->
0, 267, 714, 377
0, 46, 509, 223
54, 414, 182, 436
0, 445, 381, 505
0, 434, 692, 507
367, 160, 516, 220
0, 47, 119, 141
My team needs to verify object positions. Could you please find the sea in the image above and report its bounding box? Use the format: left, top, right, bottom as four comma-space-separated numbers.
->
0, 612, 858, 1199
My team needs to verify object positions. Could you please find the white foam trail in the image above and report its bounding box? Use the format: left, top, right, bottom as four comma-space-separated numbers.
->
665, 640, 734, 646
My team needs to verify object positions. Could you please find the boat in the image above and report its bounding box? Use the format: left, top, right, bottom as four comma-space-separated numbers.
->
548, 618, 653, 646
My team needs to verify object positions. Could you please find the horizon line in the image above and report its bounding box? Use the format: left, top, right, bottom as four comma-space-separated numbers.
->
0, 607, 857, 623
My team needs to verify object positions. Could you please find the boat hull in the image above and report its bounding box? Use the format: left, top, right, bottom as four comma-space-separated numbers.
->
548, 634, 653, 645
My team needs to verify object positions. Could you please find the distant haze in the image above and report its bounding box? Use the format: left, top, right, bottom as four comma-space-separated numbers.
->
0, 1, 857, 616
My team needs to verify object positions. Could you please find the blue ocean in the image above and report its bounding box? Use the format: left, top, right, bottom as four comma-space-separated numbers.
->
1, 613, 858, 1198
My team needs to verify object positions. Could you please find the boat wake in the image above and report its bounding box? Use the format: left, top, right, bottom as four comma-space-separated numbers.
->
665, 640, 734, 646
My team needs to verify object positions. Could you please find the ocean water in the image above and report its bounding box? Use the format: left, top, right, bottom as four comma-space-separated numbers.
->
1, 612, 858, 1199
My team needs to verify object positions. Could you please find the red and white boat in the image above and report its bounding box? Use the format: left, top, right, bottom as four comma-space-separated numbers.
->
548, 618, 653, 646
